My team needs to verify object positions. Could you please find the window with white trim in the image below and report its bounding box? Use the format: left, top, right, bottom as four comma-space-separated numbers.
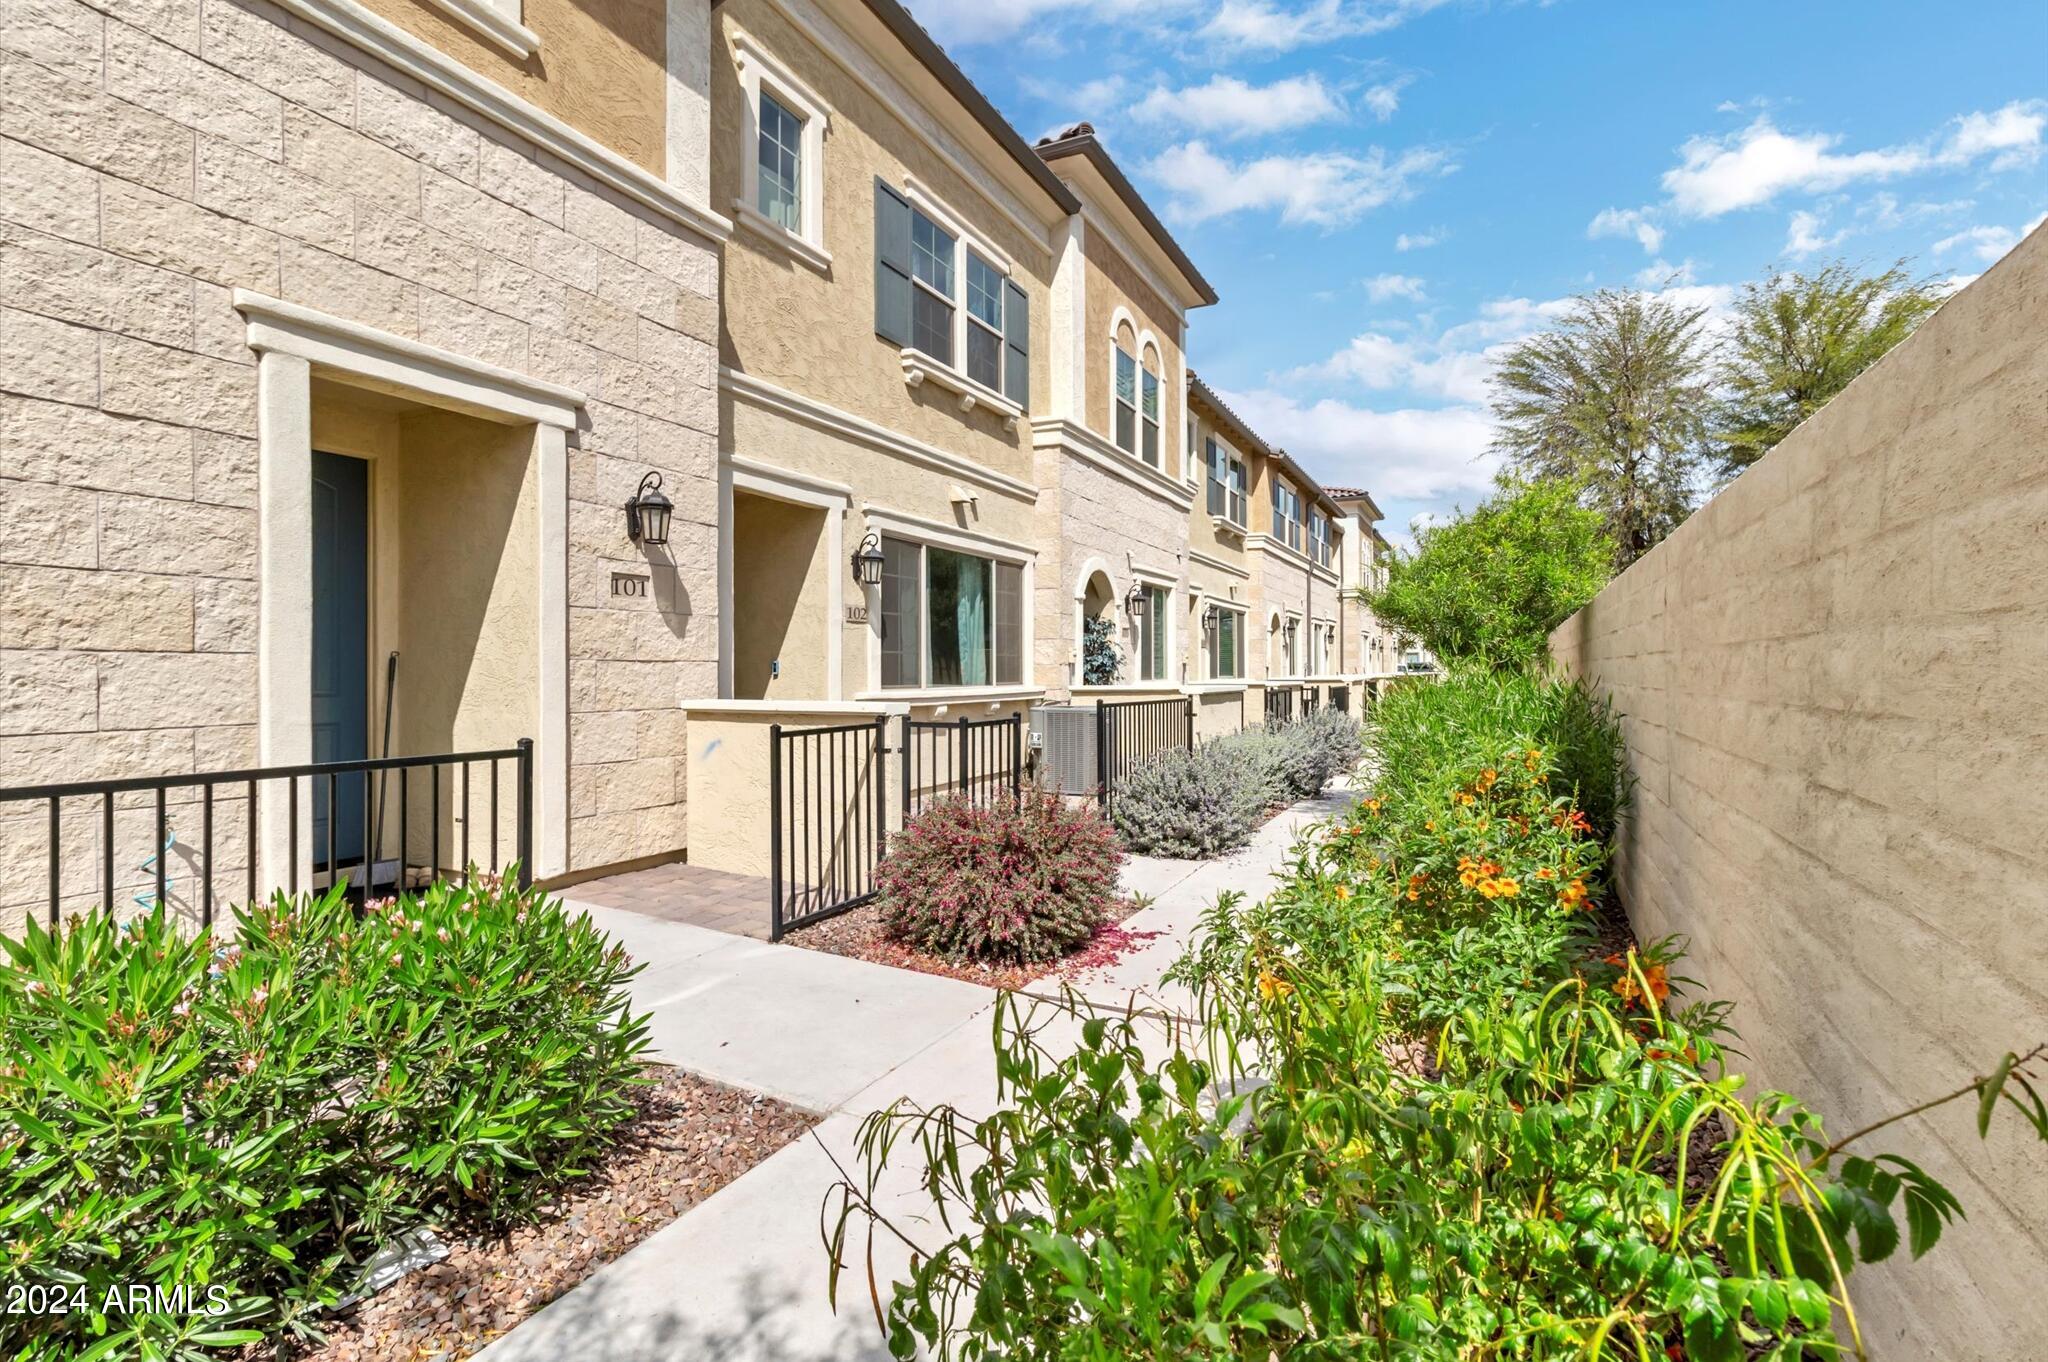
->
1272, 478, 1303, 552
1138, 584, 1169, 681
1113, 341, 1138, 455
1281, 617, 1300, 675
1207, 606, 1243, 679
909, 209, 956, 364
1308, 510, 1332, 568
965, 252, 1005, 392
1205, 439, 1246, 527
733, 33, 830, 267
1140, 349, 1161, 468
876, 534, 1024, 688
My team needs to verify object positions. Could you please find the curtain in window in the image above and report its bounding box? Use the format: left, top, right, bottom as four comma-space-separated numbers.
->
928, 548, 989, 686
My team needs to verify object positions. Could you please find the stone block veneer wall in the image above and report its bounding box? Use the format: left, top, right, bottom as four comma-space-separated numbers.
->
1549, 224, 2048, 1358
0, 0, 720, 928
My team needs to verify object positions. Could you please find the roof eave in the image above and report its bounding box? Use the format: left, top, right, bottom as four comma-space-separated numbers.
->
1036, 134, 1218, 307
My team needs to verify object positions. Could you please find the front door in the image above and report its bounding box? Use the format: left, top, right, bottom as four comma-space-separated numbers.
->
311, 451, 370, 879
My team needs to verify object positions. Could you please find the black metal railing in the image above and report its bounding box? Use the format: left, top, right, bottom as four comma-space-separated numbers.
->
768, 717, 887, 941
1329, 683, 1351, 714
1096, 697, 1195, 807
903, 714, 1023, 819
0, 743, 533, 930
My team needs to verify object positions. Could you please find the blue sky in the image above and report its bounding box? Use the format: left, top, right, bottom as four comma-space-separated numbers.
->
913, 0, 2048, 544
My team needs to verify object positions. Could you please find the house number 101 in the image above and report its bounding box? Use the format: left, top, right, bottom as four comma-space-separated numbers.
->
611, 573, 649, 598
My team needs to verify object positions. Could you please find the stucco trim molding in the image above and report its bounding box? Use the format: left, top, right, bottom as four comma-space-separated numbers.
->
1189, 548, 1250, 581
721, 366, 1038, 500
236, 292, 585, 426
1032, 419, 1194, 512
416, 0, 539, 58
268, 0, 731, 246
860, 504, 1035, 562
901, 350, 1022, 430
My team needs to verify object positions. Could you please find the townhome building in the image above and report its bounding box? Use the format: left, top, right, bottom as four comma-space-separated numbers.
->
2, 0, 730, 922
1328, 486, 1402, 681
1, 0, 1397, 932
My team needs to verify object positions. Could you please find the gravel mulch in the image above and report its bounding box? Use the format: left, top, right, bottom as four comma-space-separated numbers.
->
783, 897, 1158, 992
282, 1067, 814, 1362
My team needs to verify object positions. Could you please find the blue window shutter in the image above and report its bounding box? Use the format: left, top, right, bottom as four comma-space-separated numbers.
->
1003, 278, 1029, 410
874, 179, 912, 347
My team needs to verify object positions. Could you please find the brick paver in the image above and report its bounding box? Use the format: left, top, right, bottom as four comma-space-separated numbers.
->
564, 862, 774, 941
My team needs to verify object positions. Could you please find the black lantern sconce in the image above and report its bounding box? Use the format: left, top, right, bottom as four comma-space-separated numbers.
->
624, 472, 673, 547
1125, 583, 1147, 620
851, 532, 886, 587
1201, 603, 1219, 636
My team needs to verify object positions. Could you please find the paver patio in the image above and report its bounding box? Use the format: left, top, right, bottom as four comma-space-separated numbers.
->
563, 861, 777, 941
477, 790, 1351, 1362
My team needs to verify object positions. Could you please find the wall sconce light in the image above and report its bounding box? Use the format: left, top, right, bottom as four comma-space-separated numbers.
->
624, 472, 672, 547
851, 532, 886, 587
1201, 603, 1219, 635
1124, 583, 1147, 620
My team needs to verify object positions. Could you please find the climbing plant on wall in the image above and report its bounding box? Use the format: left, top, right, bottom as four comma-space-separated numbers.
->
1081, 616, 1123, 686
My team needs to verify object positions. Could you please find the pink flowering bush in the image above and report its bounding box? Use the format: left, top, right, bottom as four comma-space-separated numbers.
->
0, 874, 647, 1358
878, 791, 1123, 965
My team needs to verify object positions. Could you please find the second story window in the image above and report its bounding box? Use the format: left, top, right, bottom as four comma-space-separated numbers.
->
733, 33, 831, 270
875, 179, 1031, 414
756, 91, 802, 232
1273, 480, 1302, 552
1140, 365, 1161, 467
910, 210, 956, 364
1114, 344, 1138, 454
966, 253, 1004, 391
1309, 511, 1331, 568
1205, 439, 1246, 527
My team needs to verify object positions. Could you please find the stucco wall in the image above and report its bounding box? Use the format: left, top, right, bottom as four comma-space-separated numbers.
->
0, 0, 720, 926
1549, 226, 2048, 1359
361, 0, 669, 172
710, 0, 1055, 486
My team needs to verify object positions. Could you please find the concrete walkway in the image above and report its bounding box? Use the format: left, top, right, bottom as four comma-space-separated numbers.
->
478, 790, 1351, 1362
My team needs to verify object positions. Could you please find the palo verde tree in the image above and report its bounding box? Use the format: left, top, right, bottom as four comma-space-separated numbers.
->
1710, 259, 1944, 476
1490, 287, 1712, 570
1361, 477, 1611, 671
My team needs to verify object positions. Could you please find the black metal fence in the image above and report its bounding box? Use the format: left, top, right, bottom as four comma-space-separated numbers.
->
768, 716, 889, 940
0, 743, 533, 930
1263, 684, 1318, 727
1328, 683, 1351, 714
1096, 697, 1195, 807
903, 714, 1023, 819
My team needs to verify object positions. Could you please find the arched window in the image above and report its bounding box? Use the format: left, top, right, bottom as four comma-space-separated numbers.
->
1112, 320, 1139, 456
1138, 343, 1162, 468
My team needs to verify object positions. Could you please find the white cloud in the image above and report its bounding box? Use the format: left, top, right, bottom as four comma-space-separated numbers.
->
1784, 209, 1846, 257
1148, 140, 1453, 228
1633, 258, 1699, 287
1129, 74, 1343, 138
1394, 229, 1442, 251
1363, 272, 1427, 302
1217, 387, 1502, 501
1363, 78, 1409, 122
1199, 0, 1450, 52
1588, 206, 1664, 254
1932, 213, 2044, 264
1944, 100, 2047, 171
1661, 117, 1927, 217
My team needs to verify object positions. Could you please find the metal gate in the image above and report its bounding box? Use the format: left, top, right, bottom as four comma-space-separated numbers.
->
767, 717, 888, 940
768, 713, 1024, 940
1097, 697, 1195, 807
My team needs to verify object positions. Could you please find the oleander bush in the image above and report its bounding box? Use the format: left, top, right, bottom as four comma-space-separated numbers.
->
827, 671, 2048, 1361
879, 791, 1123, 965
1112, 713, 1365, 860
0, 876, 647, 1360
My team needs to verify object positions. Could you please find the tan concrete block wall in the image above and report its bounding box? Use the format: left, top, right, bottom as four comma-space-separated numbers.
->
1, 0, 719, 928
1549, 224, 2048, 1358
1033, 444, 1190, 695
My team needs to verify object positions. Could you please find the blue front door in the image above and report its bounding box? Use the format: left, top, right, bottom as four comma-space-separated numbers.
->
311, 451, 370, 877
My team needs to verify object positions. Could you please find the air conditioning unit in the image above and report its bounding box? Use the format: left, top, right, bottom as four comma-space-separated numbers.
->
1030, 704, 1098, 796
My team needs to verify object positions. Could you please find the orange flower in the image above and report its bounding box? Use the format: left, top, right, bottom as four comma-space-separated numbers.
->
1333, 883, 1352, 902
1456, 792, 1475, 806
1257, 970, 1295, 1001
1614, 961, 1670, 1007
1535, 867, 1556, 881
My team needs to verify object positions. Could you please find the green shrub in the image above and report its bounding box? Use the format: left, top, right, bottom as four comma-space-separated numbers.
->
1372, 666, 1628, 839
879, 792, 1122, 964
0, 877, 647, 1359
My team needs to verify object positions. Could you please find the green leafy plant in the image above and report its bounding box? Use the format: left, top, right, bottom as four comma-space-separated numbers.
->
1362, 479, 1612, 671
1082, 616, 1124, 686
879, 792, 1123, 965
0, 876, 648, 1360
